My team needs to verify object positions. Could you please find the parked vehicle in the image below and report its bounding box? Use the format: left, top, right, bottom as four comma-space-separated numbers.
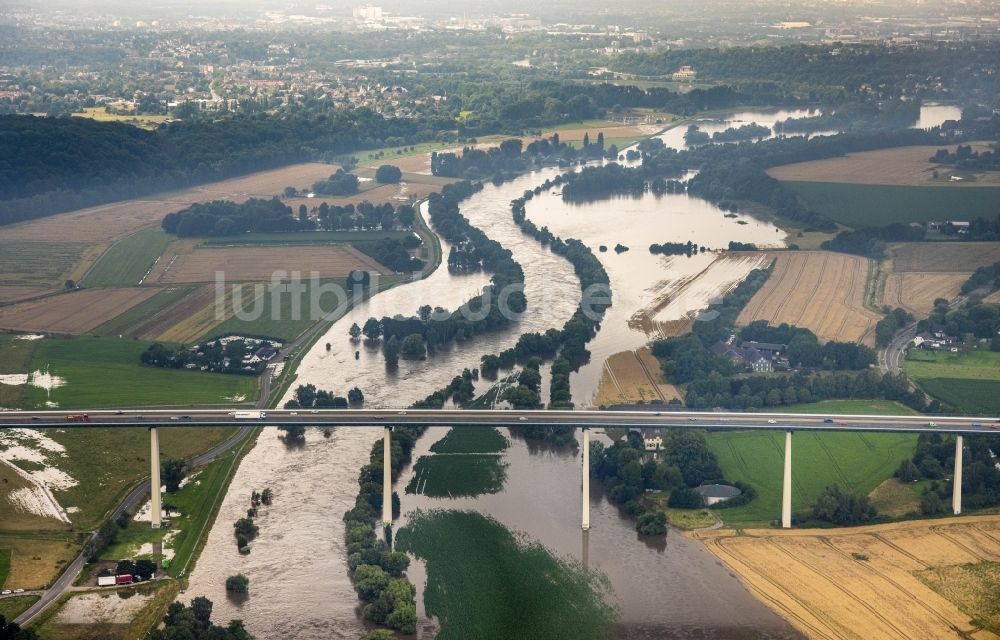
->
115, 575, 133, 585
97, 575, 116, 587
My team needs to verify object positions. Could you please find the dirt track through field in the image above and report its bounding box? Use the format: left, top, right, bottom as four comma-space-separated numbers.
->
0, 288, 158, 334
737, 251, 880, 345
694, 516, 1000, 640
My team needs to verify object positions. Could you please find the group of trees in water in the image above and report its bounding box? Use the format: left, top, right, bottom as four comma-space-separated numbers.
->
284, 383, 364, 409
152, 599, 253, 640
343, 423, 426, 635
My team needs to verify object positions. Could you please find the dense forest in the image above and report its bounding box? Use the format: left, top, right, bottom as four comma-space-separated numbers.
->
0, 110, 427, 226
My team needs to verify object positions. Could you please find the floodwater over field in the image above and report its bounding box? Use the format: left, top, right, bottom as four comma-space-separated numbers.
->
184, 110, 830, 637
915, 103, 962, 129
657, 107, 823, 150
398, 426, 803, 639
525, 176, 783, 406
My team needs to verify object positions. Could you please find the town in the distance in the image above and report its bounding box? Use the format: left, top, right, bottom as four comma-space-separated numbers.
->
0, 0, 999, 638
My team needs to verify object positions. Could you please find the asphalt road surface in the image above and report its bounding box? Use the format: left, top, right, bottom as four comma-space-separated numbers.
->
2, 409, 997, 434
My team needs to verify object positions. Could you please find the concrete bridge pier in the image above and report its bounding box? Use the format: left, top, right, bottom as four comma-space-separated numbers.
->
382, 426, 392, 528
781, 431, 792, 529
582, 427, 590, 531
952, 435, 963, 515
150, 427, 161, 529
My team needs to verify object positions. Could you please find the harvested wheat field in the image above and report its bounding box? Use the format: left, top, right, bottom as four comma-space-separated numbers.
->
737, 251, 880, 345
0, 288, 157, 334
154, 283, 257, 344
889, 242, 1000, 273
130, 284, 216, 339
694, 515, 1000, 640
880, 272, 968, 315
593, 347, 682, 407
187, 162, 337, 200
156, 245, 389, 284
0, 163, 342, 246
0, 286, 53, 304
767, 142, 999, 186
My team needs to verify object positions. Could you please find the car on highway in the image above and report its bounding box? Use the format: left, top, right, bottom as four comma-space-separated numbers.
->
519, 416, 527, 421
767, 419, 777, 424
927, 422, 937, 427
398, 411, 407, 415
823, 418, 834, 424
971, 422, 982, 427
169, 416, 179, 421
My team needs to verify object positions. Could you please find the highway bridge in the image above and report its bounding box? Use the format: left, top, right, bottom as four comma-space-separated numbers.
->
3, 408, 995, 531
0, 408, 996, 433
3, 407, 995, 627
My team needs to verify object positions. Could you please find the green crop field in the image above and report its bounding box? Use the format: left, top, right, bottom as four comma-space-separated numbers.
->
396, 510, 617, 640
405, 455, 508, 498
203, 230, 409, 245
709, 430, 917, 527
0, 333, 41, 408
781, 181, 1000, 228
905, 349, 1000, 381
48, 426, 236, 529
429, 427, 509, 453
0, 595, 38, 621
82, 229, 172, 287
0, 548, 10, 587
905, 349, 1000, 414
92, 285, 199, 337
100, 443, 245, 575
209, 274, 403, 342
26, 337, 258, 408
917, 379, 1000, 415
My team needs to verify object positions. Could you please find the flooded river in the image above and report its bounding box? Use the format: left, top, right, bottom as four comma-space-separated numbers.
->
184, 104, 956, 637
398, 426, 802, 639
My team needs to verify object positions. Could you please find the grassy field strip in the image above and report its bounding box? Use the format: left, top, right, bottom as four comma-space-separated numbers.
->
28, 338, 258, 409
0, 548, 10, 587
708, 400, 916, 527
905, 350, 1000, 414
0, 595, 40, 621
81, 229, 173, 288
0, 534, 79, 591
782, 181, 1000, 227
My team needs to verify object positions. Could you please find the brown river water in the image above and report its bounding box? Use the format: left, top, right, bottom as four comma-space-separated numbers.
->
180, 105, 966, 637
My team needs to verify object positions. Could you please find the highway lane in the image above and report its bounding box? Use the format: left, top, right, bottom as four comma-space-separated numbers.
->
12, 426, 254, 627
1, 409, 997, 434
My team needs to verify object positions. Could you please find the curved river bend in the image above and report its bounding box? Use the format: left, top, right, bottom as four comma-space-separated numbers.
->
181, 104, 965, 637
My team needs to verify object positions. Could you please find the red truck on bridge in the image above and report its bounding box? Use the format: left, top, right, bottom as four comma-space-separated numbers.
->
65, 414, 89, 422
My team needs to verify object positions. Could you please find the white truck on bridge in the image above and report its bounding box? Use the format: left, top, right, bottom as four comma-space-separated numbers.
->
231, 411, 266, 420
